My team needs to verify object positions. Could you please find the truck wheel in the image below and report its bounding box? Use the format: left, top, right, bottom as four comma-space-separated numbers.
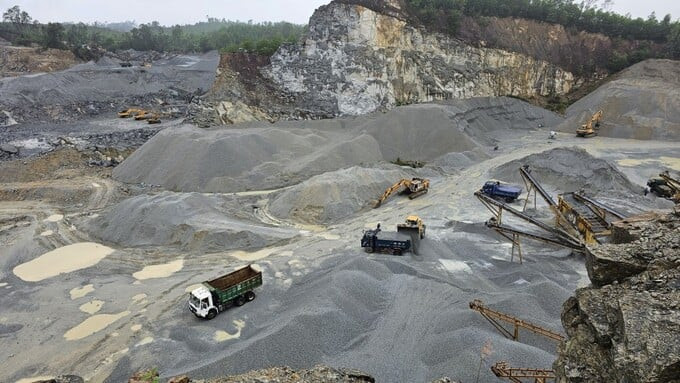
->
206, 309, 217, 320
235, 295, 246, 306
245, 291, 256, 301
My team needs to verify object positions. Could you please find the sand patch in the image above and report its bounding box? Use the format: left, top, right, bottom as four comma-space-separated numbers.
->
318, 232, 340, 240
44, 214, 64, 222
132, 293, 147, 302
69, 285, 94, 300
231, 247, 289, 261
14, 243, 115, 282
133, 259, 183, 280
131, 324, 142, 332
64, 311, 130, 341
135, 336, 153, 347
214, 319, 246, 342
92, 182, 101, 188
16, 376, 54, 383
79, 300, 104, 314
617, 156, 680, 170
439, 259, 472, 273
39, 230, 53, 237
70, 284, 94, 299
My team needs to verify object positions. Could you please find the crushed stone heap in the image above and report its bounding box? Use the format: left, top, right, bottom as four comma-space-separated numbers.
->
554, 209, 680, 382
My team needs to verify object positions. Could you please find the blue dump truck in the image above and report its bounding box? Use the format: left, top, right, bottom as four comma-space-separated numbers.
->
188, 265, 262, 320
481, 181, 523, 202
361, 225, 412, 255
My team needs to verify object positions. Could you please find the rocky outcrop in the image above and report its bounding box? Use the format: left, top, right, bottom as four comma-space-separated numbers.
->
554, 209, 680, 383
200, 0, 576, 125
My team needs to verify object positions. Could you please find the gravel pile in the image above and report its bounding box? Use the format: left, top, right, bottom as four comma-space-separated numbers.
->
490, 146, 641, 196
269, 166, 413, 224
88, 192, 300, 252
556, 59, 680, 141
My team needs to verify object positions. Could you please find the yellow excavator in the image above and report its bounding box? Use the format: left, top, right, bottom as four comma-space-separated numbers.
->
374, 178, 430, 208
576, 110, 603, 137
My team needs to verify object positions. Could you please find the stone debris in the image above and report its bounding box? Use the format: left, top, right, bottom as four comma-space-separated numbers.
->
554, 209, 680, 382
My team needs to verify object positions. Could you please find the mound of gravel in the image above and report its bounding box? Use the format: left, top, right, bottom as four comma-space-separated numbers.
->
113, 125, 383, 193
116, 97, 561, 193
556, 59, 680, 140
490, 147, 640, 195
269, 166, 412, 224
88, 192, 299, 252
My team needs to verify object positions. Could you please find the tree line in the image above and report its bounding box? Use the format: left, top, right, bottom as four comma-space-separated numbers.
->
404, 0, 680, 59
1, 5, 304, 58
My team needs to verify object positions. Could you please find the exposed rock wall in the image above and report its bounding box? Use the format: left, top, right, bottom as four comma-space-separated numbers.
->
554, 210, 680, 383
200, 0, 576, 124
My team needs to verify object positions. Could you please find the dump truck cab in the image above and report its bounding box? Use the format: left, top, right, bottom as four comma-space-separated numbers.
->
482, 181, 522, 202
188, 285, 215, 319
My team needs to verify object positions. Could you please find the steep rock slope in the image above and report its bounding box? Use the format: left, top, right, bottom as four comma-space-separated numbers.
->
199, 0, 574, 124
554, 210, 680, 382
556, 59, 680, 140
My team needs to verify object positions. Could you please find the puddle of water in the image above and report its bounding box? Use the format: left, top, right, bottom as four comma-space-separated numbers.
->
64, 311, 131, 341
133, 259, 183, 280
92, 182, 101, 188
79, 300, 104, 314
231, 247, 289, 261
70, 284, 95, 300
131, 324, 142, 332
214, 319, 245, 342
0, 282, 7, 287
44, 214, 64, 222
439, 259, 472, 273
15, 376, 54, 383
14, 243, 115, 282
135, 336, 153, 347
39, 230, 54, 237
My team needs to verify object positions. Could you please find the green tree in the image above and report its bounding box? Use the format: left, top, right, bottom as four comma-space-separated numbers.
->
42, 22, 65, 49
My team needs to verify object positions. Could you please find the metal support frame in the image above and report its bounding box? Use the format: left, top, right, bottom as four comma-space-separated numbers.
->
469, 299, 565, 343
491, 361, 556, 383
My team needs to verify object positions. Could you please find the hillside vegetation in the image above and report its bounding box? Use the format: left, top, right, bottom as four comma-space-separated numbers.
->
0, 5, 304, 58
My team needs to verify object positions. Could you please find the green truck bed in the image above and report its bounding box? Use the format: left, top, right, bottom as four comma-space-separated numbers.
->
205, 265, 262, 304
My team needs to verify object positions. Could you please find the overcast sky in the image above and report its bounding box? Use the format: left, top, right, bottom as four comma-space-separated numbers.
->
1, 0, 679, 26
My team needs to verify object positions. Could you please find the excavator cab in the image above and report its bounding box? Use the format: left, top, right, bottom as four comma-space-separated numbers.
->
576, 110, 603, 137
374, 177, 430, 208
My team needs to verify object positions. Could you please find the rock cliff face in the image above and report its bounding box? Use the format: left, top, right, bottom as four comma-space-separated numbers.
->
553, 209, 680, 383
198, 0, 575, 125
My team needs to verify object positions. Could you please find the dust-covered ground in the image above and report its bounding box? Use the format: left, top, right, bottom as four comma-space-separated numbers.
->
2, 105, 678, 383
1, 58, 680, 383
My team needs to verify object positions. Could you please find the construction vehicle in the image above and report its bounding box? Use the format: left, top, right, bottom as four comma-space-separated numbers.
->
647, 171, 680, 202
374, 178, 430, 208
361, 224, 412, 255
576, 110, 603, 137
188, 265, 262, 320
397, 215, 426, 240
481, 181, 522, 203
469, 299, 564, 343
491, 361, 555, 383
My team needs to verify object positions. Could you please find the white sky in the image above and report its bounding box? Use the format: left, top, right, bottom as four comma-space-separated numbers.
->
1, 0, 679, 26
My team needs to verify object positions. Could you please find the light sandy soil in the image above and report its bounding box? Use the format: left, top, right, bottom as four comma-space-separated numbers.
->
1, 118, 677, 382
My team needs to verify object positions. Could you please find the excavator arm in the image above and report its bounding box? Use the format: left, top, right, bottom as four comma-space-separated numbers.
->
374, 179, 409, 208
